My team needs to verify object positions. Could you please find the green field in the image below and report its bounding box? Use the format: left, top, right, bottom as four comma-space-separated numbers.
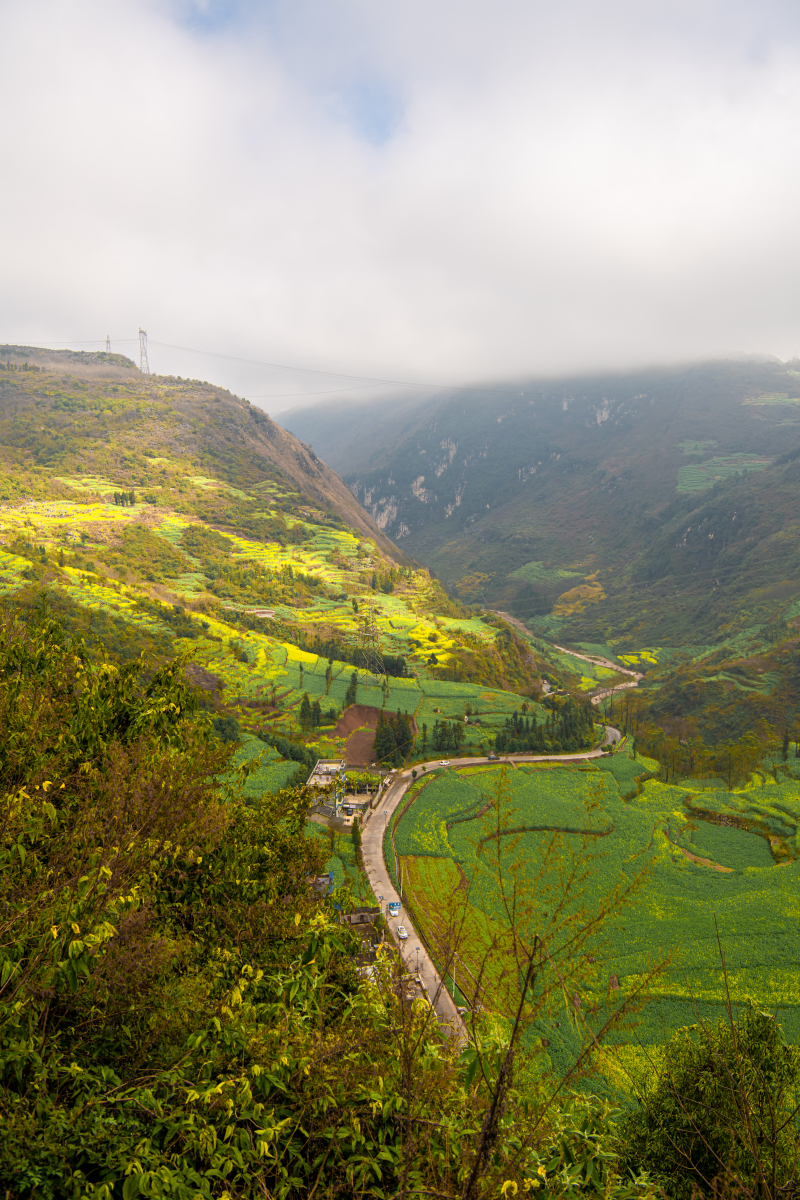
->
0, 484, 542, 771
393, 753, 800, 1085
305, 821, 372, 899
677, 453, 771, 492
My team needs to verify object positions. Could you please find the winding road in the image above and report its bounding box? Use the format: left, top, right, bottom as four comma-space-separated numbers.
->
360, 728, 624, 1041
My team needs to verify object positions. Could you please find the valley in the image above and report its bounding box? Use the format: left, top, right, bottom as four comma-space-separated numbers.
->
4, 344, 800, 1197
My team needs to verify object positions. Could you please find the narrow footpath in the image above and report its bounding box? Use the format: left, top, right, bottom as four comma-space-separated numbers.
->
359, 728, 622, 1043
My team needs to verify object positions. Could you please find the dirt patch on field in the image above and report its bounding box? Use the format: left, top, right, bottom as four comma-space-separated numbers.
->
333, 704, 418, 767
333, 704, 383, 738
344, 730, 378, 767
679, 847, 733, 873
185, 663, 223, 693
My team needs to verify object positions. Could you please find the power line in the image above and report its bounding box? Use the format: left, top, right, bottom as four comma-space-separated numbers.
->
148, 339, 455, 391
248, 383, 390, 400
5, 338, 137, 346
6, 333, 524, 396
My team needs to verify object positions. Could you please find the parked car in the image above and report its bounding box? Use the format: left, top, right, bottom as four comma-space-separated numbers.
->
397, 926, 409, 940
487, 753, 499, 760
439, 760, 450, 766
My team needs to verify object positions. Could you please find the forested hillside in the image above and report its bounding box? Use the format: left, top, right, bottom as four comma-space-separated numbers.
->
283, 358, 800, 641
0, 345, 582, 783
4, 345, 800, 1199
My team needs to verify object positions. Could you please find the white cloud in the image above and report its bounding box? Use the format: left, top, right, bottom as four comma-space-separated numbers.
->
1, 0, 800, 410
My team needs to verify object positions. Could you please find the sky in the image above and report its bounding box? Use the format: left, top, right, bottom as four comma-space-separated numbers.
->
2, 0, 800, 412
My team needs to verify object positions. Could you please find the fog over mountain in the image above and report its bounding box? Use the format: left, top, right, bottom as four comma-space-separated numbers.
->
2, 0, 800, 405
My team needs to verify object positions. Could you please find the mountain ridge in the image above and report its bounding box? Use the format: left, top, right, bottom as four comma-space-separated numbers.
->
0, 344, 401, 558
278, 357, 800, 643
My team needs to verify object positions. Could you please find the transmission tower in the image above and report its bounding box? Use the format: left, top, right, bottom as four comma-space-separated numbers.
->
354, 604, 386, 679
138, 328, 150, 374
105, 334, 111, 352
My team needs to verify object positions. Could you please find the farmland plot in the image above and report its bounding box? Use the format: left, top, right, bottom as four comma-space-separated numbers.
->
394, 753, 800, 1084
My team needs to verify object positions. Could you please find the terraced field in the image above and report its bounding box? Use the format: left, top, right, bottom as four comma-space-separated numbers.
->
0, 467, 546, 769
391, 753, 800, 1086
677, 453, 771, 493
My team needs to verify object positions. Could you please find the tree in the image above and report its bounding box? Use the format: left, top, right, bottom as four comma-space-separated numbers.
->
311, 698, 322, 728
344, 670, 358, 707
783, 727, 790, 761
617, 1003, 800, 1198
373, 710, 397, 763
299, 691, 312, 728
0, 607, 665, 1199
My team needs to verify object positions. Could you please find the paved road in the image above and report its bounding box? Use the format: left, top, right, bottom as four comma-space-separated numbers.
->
361, 770, 467, 1042
360, 730, 623, 1042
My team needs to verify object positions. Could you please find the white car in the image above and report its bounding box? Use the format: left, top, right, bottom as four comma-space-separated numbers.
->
397, 926, 409, 940
439, 760, 450, 766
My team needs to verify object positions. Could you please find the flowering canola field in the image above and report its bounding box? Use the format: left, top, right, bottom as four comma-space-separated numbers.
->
395, 754, 800, 1080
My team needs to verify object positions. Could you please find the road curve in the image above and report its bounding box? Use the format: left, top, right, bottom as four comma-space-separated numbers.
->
550, 642, 642, 680
359, 729, 623, 1041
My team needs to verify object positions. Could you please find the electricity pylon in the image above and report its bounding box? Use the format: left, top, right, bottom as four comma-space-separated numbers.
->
355, 604, 386, 679
138, 328, 150, 374
105, 334, 111, 352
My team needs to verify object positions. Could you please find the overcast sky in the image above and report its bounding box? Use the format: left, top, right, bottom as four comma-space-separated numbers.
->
2, 0, 800, 411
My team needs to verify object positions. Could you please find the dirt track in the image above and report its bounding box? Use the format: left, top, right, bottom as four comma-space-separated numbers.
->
332, 704, 418, 767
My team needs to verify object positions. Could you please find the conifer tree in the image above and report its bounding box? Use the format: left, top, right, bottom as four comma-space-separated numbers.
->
372, 710, 397, 762
344, 671, 358, 707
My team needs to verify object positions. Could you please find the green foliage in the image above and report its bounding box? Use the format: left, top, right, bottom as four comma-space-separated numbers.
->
0, 605, 658, 1199
344, 670, 358, 707
212, 713, 241, 743
394, 755, 800, 1070
616, 1005, 800, 1198
373, 708, 414, 766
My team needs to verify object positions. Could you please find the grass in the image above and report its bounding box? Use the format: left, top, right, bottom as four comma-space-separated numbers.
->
510, 561, 584, 586
234, 735, 299, 799
305, 822, 373, 899
393, 751, 800, 1084
677, 455, 771, 493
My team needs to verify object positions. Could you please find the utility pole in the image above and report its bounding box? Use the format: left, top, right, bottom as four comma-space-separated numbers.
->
105, 334, 111, 352
138, 328, 150, 375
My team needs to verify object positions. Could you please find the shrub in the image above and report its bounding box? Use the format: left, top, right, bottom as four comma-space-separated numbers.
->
616, 1003, 800, 1198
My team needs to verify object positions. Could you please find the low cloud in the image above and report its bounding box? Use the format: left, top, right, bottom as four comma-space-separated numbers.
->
1, 0, 799, 409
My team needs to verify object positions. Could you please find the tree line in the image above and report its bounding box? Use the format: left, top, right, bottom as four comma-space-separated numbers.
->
372, 708, 415, 765
2, 603, 799, 1197
494, 697, 595, 754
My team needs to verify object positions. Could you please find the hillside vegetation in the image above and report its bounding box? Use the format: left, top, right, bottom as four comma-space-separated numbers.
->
5, 346, 800, 1198
0, 346, 595, 777
284, 359, 800, 646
